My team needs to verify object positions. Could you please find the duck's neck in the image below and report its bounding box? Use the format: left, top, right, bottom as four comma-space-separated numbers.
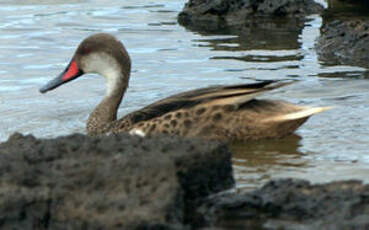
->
87, 71, 129, 135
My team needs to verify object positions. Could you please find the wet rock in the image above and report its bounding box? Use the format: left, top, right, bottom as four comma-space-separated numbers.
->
316, 19, 369, 68
195, 178, 369, 229
329, 0, 368, 5
325, 0, 369, 16
178, 0, 324, 32
0, 132, 233, 229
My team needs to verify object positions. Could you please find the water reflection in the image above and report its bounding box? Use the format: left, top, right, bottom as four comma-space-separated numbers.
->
0, 0, 84, 5
317, 71, 369, 79
187, 17, 318, 80
230, 135, 310, 190
211, 53, 303, 64
190, 18, 305, 51
186, 8, 368, 79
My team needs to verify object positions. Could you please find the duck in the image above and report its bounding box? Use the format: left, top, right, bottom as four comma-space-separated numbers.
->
40, 33, 329, 141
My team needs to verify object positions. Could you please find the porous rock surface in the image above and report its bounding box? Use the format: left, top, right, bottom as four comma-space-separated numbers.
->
2, 133, 369, 230
178, 0, 324, 31
316, 19, 369, 68
0, 132, 233, 230
195, 178, 369, 229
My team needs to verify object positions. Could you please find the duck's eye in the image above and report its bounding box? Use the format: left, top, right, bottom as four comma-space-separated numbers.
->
81, 46, 91, 55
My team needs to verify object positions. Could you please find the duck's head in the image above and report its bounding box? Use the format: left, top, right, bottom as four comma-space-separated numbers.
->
40, 33, 131, 94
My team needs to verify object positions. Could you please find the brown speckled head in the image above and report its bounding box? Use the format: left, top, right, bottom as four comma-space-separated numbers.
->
74, 33, 131, 80
40, 33, 131, 95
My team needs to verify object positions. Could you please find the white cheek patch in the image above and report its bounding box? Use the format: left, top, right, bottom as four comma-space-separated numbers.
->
83, 53, 122, 97
129, 128, 146, 137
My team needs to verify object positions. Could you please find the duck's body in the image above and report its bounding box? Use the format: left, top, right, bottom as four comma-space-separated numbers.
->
40, 33, 328, 141
87, 81, 323, 141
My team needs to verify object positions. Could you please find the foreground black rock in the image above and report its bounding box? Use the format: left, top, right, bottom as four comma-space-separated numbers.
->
178, 0, 324, 32
316, 19, 369, 69
1, 133, 369, 230
195, 179, 369, 229
0, 133, 233, 229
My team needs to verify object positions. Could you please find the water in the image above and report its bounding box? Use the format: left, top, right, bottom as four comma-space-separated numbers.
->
0, 0, 368, 190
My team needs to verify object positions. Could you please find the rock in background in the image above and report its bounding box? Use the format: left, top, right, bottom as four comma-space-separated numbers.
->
316, 1, 369, 69
179, 0, 369, 71
178, 0, 324, 31
177, 0, 324, 57
317, 19, 369, 68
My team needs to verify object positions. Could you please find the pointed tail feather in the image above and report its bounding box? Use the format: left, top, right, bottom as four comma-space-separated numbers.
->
263, 106, 332, 122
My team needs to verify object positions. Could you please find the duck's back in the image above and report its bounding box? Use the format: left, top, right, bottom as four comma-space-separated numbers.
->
102, 81, 328, 141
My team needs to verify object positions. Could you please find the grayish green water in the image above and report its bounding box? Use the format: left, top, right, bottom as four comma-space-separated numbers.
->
0, 0, 368, 189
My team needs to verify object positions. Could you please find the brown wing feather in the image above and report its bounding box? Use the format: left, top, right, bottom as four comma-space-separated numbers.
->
119, 80, 294, 125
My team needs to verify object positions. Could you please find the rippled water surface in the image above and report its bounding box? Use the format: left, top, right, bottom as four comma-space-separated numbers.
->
0, 0, 368, 189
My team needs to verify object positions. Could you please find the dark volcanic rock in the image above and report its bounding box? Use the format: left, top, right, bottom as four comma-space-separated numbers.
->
316, 19, 369, 68
0, 133, 233, 230
196, 179, 369, 229
329, 0, 369, 6
178, 0, 324, 31
2, 133, 369, 230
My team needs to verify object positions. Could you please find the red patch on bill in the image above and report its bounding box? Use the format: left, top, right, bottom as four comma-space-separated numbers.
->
62, 61, 80, 81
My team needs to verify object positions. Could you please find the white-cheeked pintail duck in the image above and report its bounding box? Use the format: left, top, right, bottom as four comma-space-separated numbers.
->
40, 33, 329, 141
